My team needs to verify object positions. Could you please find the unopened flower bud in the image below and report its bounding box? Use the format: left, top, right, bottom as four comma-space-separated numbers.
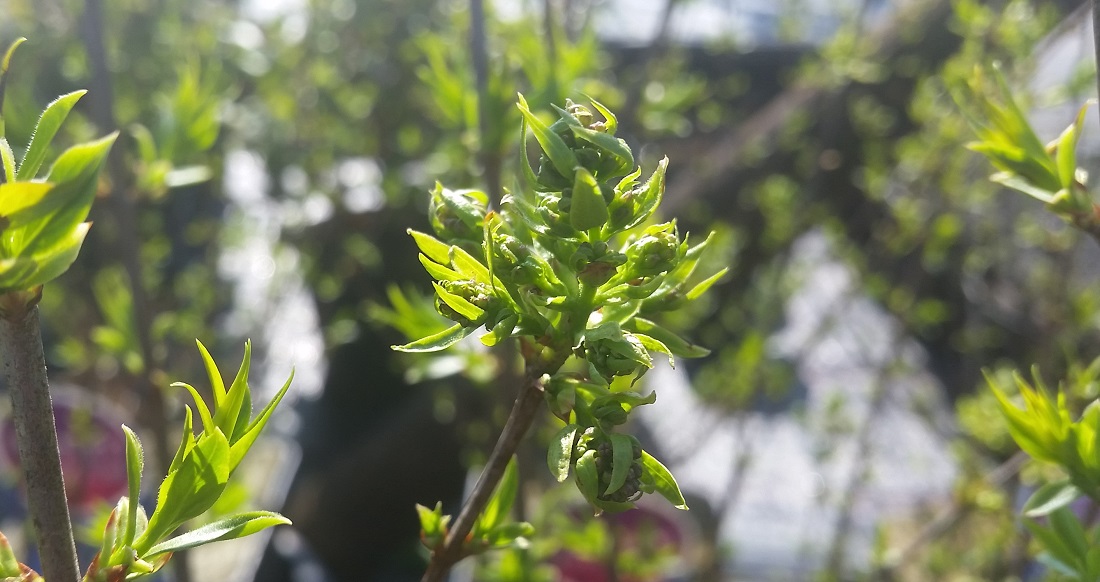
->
625, 224, 679, 278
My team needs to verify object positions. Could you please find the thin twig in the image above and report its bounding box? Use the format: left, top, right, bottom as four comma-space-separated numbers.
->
0, 304, 80, 582
421, 370, 547, 582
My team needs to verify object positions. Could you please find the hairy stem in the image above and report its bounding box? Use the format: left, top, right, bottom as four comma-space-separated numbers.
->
0, 305, 80, 582
421, 371, 547, 582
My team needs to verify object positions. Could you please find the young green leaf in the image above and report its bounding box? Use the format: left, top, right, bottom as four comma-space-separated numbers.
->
196, 339, 228, 404
570, 125, 633, 177
170, 405, 195, 474
685, 267, 729, 301
121, 426, 145, 550
2, 221, 89, 291
482, 522, 535, 548
393, 323, 478, 353
449, 244, 491, 285
173, 382, 214, 433
516, 93, 579, 180
434, 282, 485, 321
419, 253, 463, 281
574, 450, 601, 510
9, 133, 116, 259
0, 138, 15, 183
604, 433, 634, 496
16, 90, 86, 181
416, 502, 450, 549
478, 457, 519, 535
136, 429, 231, 553
640, 451, 688, 510
588, 97, 618, 134
624, 157, 668, 230
144, 511, 290, 558
570, 167, 608, 231
409, 229, 452, 265
626, 318, 710, 358
228, 369, 294, 470
1049, 505, 1090, 561
0, 531, 21, 577
517, 115, 542, 193
1026, 518, 1082, 578
0, 38, 26, 135
547, 424, 580, 483
480, 313, 517, 347
214, 340, 252, 443
1023, 480, 1081, 518
634, 333, 674, 368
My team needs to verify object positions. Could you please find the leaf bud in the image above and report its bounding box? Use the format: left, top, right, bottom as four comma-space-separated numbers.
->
624, 223, 680, 278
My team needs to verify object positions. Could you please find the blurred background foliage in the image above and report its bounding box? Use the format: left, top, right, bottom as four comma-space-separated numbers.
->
2, 0, 1100, 580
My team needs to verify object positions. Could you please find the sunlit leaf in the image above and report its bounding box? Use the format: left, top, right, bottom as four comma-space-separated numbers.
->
16, 90, 86, 181
392, 323, 477, 353
228, 369, 293, 470
570, 166, 608, 231
517, 93, 579, 180
145, 511, 290, 558
121, 426, 144, 549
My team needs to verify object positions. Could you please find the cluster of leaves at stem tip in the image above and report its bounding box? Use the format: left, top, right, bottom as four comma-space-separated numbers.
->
399, 94, 727, 549
0, 342, 294, 582
75, 340, 293, 582
955, 64, 1097, 232
961, 63, 1100, 580
985, 367, 1100, 580
0, 38, 117, 311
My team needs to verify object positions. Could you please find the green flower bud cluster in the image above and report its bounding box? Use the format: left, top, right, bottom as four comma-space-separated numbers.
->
624, 222, 679, 278
584, 322, 651, 384
397, 96, 725, 516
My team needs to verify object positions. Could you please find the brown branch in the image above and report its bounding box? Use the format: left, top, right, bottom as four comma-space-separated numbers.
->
421, 370, 547, 582
0, 303, 80, 582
